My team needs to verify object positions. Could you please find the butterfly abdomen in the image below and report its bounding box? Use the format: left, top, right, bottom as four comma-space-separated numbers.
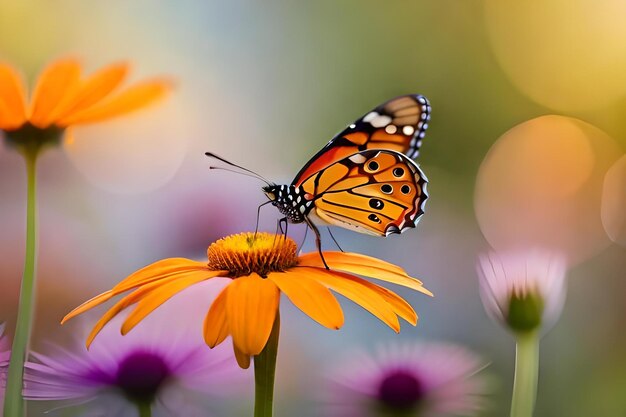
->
263, 184, 313, 224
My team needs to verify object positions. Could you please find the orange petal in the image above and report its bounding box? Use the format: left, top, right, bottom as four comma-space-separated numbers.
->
299, 251, 406, 275
299, 253, 432, 296
62, 290, 117, 324
121, 271, 215, 335
58, 78, 173, 126
30, 58, 81, 128
112, 258, 214, 293
369, 284, 418, 326
203, 287, 230, 348
294, 266, 401, 332
0, 63, 27, 129
50, 62, 129, 123
85, 279, 165, 348
226, 274, 279, 356
234, 344, 251, 369
62, 259, 219, 325
268, 271, 344, 330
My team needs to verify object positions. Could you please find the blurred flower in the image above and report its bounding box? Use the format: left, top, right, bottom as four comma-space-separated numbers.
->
1, 57, 173, 416
0, 323, 11, 410
23, 317, 243, 416
323, 342, 489, 417
477, 250, 567, 334
1, 58, 172, 149
63, 232, 432, 369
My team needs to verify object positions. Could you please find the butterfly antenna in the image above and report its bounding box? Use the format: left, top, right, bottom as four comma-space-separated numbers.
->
205, 152, 272, 186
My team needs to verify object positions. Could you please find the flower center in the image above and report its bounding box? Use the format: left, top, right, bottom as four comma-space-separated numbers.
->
507, 291, 545, 333
3, 123, 63, 158
207, 232, 298, 277
377, 370, 425, 411
114, 350, 171, 405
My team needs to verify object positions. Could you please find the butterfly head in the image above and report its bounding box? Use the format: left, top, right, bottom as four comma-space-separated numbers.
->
262, 184, 312, 224
262, 184, 280, 203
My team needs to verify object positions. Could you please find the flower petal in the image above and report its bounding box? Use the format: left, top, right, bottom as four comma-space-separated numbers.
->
121, 271, 215, 334
299, 251, 406, 275
226, 274, 279, 356
299, 252, 432, 296
233, 345, 251, 369
0, 63, 27, 129
61, 290, 115, 324
61, 258, 219, 325
111, 258, 215, 293
203, 287, 230, 348
30, 58, 81, 128
58, 78, 173, 125
294, 266, 401, 332
50, 62, 129, 123
85, 279, 165, 348
268, 271, 344, 330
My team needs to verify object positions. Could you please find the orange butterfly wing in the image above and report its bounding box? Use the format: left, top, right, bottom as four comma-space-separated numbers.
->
298, 150, 428, 236
292, 94, 431, 187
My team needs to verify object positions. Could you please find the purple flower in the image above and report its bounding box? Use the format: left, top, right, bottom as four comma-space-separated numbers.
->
323, 342, 489, 417
24, 284, 247, 416
0, 323, 11, 410
477, 250, 567, 334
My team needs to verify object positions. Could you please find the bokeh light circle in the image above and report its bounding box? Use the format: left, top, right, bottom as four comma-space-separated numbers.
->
601, 155, 626, 248
64, 97, 189, 194
484, 0, 626, 112
475, 115, 622, 265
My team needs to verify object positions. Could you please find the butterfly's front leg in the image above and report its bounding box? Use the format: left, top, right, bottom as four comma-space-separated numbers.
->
254, 200, 273, 238
304, 216, 329, 270
273, 217, 289, 246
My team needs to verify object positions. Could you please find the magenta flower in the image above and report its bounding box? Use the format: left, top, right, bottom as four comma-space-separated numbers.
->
323, 342, 489, 417
0, 323, 11, 410
23, 290, 246, 416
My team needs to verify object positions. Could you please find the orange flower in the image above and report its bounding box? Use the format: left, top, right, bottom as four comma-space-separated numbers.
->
63, 233, 432, 369
0, 57, 171, 137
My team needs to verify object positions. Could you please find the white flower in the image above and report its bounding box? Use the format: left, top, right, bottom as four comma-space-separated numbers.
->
477, 250, 567, 334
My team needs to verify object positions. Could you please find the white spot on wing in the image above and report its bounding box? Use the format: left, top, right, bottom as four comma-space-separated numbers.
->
385, 124, 398, 134
349, 154, 367, 163
362, 112, 378, 123
402, 125, 415, 136
370, 115, 392, 128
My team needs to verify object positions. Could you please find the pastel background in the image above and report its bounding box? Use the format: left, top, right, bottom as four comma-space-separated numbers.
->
1, 1, 625, 416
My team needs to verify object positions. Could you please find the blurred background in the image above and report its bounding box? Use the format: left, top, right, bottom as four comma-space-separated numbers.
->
1, 0, 625, 415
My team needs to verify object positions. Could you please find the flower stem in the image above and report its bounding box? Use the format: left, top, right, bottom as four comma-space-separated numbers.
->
510, 332, 540, 417
254, 313, 280, 417
4, 150, 39, 417
137, 402, 152, 417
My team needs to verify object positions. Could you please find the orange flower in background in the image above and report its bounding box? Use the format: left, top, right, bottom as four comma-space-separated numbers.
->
63, 232, 432, 369
0, 57, 172, 134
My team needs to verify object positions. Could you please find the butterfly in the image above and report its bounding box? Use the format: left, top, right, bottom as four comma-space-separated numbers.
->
207, 94, 431, 267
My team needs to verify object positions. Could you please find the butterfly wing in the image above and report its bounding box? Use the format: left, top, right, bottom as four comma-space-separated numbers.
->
292, 94, 431, 187
299, 149, 428, 236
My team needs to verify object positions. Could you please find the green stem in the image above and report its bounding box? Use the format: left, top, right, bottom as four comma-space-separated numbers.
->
510, 332, 540, 417
254, 313, 280, 417
137, 402, 152, 417
4, 150, 39, 417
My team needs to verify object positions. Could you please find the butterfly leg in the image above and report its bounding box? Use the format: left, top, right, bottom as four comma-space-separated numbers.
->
254, 200, 273, 238
298, 225, 309, 251
274, 217, 288, 246
304, 216, 329, 269
326, 227, 344, 252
